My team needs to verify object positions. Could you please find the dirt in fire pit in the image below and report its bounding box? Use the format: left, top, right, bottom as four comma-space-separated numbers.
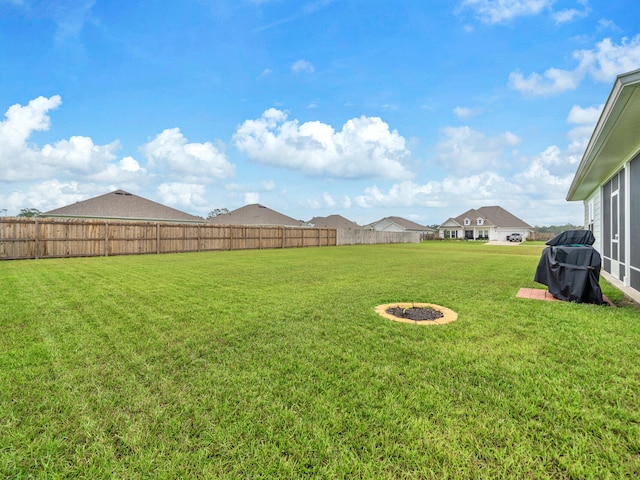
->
385, 306, 444, 321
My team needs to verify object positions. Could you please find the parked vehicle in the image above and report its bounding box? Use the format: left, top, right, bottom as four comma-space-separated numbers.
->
507, 233, 523, 242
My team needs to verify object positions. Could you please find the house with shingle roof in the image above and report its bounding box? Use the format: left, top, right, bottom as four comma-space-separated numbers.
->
308, 214, 362, 230
208, 204, 310, 227
438, 206, 531, 241
42, 190, 205, 223
365, 216, 436, 235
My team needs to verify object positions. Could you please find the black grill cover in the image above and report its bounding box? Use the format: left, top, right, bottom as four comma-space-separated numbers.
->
544, 229, 595, 246
534, 230, 606, 305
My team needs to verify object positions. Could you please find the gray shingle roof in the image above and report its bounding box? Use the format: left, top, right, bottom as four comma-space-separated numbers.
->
42, 190, 205, 223
208, 204, 309, 227
386, 216, 434, 231
366, 216, 435, 232
448, 206, 531, 228
308, 215, 361, 229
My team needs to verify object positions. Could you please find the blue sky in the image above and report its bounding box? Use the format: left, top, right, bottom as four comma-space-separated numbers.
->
1, 0, 639, 226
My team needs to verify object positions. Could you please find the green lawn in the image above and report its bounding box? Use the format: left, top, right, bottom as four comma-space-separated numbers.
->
1, 242, 639, 478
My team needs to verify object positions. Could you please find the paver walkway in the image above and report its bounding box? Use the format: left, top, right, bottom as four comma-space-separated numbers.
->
517, 288, 615, 307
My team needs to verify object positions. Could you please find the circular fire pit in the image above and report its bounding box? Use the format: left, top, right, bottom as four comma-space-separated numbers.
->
375, 303, 457, 325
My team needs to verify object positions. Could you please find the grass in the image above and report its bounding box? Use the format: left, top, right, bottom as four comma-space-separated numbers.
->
1, 241, 639, 478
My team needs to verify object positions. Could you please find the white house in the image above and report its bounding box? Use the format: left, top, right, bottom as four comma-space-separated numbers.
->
438, 206, 531, 241
567, 68, 640, 304
365, 216, 436, 235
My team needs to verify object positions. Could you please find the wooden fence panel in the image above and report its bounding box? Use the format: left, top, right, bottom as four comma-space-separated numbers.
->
199, 225, 231, 251
336, 229, 419, 245
0, 218, 36, 259
107, 222, 157, 256
0, 218, 338, 260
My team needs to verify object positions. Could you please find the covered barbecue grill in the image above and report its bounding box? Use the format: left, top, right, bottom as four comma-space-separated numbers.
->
534, 230, 607, 305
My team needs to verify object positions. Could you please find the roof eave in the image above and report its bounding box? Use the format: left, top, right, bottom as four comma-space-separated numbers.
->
567, 68, 640, 201
42, 214, 205, 224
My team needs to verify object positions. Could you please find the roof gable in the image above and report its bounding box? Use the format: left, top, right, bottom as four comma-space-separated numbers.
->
367, 216, 434, 232
308, 215, 361, 229
209, 204, 308, 227
439, 218, 462, 228
43, 190, 204, 223
449, 206, 530, 229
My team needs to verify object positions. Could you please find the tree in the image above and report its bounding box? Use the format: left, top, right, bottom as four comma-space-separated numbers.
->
17, 208, 42, 218
207, 208, 229, 219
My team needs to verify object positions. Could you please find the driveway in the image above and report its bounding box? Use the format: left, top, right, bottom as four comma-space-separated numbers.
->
485, 240, 522, 246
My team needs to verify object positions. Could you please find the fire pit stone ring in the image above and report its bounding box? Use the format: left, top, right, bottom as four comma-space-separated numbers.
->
374, 302, 457, 325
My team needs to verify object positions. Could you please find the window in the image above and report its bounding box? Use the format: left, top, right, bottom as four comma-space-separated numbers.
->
477, 217, 484, 226
588, 199, 595, 232
463, 218, 471, 226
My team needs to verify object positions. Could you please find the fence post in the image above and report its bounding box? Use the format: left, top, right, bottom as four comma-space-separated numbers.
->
105, 221, 109, 256
34, 218, 39, 259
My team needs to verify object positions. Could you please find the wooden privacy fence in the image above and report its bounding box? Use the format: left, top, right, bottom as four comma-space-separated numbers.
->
336, 229, 420, 245
0, 218, 337, 260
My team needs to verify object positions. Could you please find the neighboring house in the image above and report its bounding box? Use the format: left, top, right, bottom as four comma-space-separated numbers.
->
208, 204, 310, 227
365, 216, 436, 235
567, 68, 640, 303
308, 215, 362, 229
42, 190, 205, 223
438, 206, 531, 241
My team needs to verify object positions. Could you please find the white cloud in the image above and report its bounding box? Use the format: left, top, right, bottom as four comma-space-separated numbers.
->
453, 106, 483, 119
233, 109, 414, 180
597, 19, 618, 32
291, 60, 315, 74
245, 192, 260, 204
0, 95, 123, 181
513, 147, 575, 195
564, 103, 603, 164
318, 192, 352, 209
354, 163, 576, 225
0, 180, 92, 214
552, 0, 590, 24
354, 172, 514, 210
140, 128, 235, 181
576, 36, 640, 83
52, 0, 96, 46
509, 35, 640, 96
355, 181, 443, 208
508, 67, 584, 96
40, 136, 120, 174
434, 126, 520, 175
0, 95, 61, 149
354, 110, 587, 225
322, 192, 336, 207
87, 156, 147, 183
566, 104, 602, 125
156, 182, 208, 210
260, 179, 276, 191
458, 0, 554, 24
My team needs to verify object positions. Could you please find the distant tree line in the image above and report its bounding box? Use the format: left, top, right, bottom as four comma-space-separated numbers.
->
532, 224, 583, 234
